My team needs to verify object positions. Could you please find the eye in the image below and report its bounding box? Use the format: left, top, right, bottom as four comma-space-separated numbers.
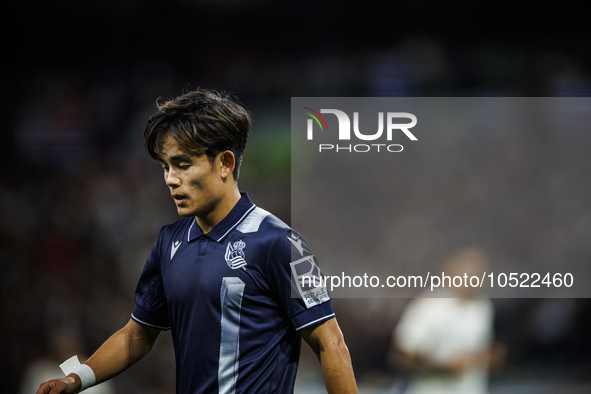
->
178, 164, 190, 170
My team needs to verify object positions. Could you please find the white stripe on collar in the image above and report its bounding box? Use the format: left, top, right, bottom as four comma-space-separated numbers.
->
215, 204, 257, 242
187, 218, 196, 242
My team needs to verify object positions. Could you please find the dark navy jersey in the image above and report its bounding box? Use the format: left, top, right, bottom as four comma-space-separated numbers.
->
131, 193, 334, 394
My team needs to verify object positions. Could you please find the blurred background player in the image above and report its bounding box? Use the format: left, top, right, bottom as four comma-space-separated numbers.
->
389, 246, 505, 394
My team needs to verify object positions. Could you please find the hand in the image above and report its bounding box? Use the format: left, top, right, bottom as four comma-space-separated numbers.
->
36, 375, 81, 394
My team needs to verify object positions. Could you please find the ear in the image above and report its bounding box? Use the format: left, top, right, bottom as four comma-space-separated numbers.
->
219, 150, 236, 180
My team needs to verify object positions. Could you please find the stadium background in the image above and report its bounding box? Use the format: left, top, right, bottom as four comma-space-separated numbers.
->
3, 1, 591, 393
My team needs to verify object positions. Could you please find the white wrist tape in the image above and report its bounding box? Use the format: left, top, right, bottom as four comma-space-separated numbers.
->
72, 364, 96, 391
59, 355, 96, 391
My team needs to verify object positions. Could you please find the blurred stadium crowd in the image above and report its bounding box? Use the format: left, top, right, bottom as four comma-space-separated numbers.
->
3, 1, 591, 393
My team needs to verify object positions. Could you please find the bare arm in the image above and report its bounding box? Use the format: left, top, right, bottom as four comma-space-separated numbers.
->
36, 319, 161, 394
300, 318, 358, 394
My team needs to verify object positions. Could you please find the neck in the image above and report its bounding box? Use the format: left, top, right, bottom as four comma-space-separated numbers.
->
196, 187, 241, 234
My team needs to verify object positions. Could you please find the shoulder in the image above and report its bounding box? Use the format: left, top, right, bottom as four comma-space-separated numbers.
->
237, 206, 290, 234
234, 206, 314, 263
235, 206, 292, 245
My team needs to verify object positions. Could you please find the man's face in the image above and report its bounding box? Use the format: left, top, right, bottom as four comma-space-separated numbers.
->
157, 135, 225, 219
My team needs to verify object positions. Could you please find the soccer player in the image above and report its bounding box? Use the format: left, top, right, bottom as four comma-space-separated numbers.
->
37, 89, 358, 394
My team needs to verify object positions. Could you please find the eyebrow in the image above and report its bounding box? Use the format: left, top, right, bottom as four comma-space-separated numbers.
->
159, 154, 194, 164
170, 154, 193, 162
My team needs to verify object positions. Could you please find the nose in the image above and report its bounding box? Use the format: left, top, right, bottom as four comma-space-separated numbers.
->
165, 169, 181, 188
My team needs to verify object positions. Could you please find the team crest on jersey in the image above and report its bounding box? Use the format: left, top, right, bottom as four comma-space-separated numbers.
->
225, 240, 247, 270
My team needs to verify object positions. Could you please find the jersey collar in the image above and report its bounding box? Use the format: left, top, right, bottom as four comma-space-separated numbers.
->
188, 192, 256, 243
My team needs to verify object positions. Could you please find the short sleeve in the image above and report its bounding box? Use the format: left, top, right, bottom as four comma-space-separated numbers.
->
266, 230, 335, 331
131, 232, 171, 330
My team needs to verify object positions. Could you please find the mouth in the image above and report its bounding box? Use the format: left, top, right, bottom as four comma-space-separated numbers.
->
172, 194, 187, 205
